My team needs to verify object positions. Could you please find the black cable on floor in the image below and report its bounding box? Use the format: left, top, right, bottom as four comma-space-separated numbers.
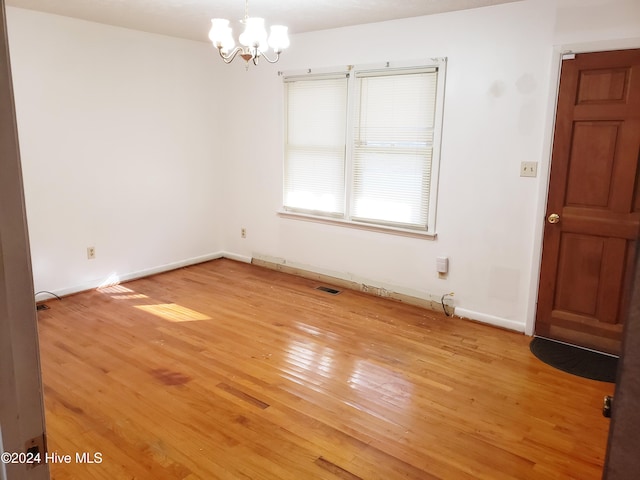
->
35, 290, 62, 301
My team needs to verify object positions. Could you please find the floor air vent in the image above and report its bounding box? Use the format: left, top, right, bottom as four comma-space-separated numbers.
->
316, 286, 341, 295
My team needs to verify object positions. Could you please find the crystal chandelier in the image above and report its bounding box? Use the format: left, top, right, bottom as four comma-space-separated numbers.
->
208, 0, 290, 66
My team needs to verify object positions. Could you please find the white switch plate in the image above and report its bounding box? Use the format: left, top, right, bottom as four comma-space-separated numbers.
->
520, 161, 538, 177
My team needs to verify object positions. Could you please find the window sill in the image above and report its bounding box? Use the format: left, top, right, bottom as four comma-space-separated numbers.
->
277, 211, 437, 240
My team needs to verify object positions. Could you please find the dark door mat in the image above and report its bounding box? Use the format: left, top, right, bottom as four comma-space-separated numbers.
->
530, 336, 618, 383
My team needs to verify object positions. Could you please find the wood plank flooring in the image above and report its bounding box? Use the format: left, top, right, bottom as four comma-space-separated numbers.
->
36, 258, 614, 479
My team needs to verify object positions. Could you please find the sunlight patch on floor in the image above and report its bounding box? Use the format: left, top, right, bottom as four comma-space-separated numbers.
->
97, 281, 150, 300
135, 303, 211, 322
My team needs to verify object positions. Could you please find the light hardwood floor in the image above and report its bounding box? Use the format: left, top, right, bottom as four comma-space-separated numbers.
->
36, 259, 614, 479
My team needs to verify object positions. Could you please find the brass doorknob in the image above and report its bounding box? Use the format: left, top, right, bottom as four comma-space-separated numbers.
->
548, 213, 560, 224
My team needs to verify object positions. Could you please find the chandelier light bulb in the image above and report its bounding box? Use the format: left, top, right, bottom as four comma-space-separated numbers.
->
209, 18, 229, 47
268, 25, 290, 52
209, 19, 236, 54
239, 17, 268, 50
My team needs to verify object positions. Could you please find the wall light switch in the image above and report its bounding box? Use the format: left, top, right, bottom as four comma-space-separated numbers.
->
520, 161, 538, 177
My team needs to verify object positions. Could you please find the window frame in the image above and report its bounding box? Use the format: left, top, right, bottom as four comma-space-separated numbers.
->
280, 59, 447, 238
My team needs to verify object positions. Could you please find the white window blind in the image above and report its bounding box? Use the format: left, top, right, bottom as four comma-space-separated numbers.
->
283, 75, 348, 216
352, 69, 437, 230
282, 60, 445, 235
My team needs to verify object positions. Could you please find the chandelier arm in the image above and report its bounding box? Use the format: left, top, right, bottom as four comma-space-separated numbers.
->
217, 46, 244, 64
258, 51, 281, 64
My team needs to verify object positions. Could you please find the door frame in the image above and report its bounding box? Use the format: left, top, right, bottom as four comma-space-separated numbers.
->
0, 1, 49, 478
526, 37, 640, 337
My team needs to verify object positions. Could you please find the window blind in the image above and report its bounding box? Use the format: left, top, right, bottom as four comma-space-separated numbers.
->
283, 75, 349, 216
351, 70, 438, 230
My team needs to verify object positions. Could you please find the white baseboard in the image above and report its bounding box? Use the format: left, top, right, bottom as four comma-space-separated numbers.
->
454, 308, 525, 333
219, 251, 252, 264
44, 252, 226, 299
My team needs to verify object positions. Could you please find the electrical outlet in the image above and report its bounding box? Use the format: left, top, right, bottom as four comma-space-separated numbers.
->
87, 246, 96, 260
520, 161, 538, 177
241, 228, 246, 238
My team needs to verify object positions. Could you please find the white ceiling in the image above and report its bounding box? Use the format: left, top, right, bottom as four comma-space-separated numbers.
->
5, 0, 520, 42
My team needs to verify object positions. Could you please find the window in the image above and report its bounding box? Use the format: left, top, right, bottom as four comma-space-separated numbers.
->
284, 74, 348, 217
283, 59, 446, 235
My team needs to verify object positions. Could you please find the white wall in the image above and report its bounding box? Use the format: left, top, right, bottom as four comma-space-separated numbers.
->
221, 0, 640, 332
7, 8, 227, 295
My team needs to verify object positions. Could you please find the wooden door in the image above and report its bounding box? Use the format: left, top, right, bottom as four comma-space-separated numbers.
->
536, 49, 640, 355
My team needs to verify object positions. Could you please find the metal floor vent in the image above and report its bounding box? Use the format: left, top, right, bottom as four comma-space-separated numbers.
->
316, 286, 341, 295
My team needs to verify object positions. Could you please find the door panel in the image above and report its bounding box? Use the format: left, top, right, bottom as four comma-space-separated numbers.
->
554, 233, 603, 315
576, 67, 630, 104
536, 49, 640, 355
566, 122, 618, 207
